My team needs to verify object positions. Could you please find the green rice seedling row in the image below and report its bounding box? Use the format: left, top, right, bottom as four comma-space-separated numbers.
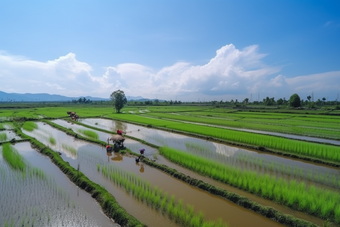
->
77, 129, 99, 140
98, 164, 228, 227
144, 112, 340, 139
22, 121, 38, 132
159, 146, 340, 223
185, 142, 340, 189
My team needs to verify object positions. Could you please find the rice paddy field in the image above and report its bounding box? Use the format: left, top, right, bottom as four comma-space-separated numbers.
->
0, 104, 339, 227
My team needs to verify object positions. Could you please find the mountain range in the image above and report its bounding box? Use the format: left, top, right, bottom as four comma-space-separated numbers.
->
0, 91, 148, 102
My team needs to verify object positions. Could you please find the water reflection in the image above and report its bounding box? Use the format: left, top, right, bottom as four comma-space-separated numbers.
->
136, 162, 145, 173
111, 153, 123, 162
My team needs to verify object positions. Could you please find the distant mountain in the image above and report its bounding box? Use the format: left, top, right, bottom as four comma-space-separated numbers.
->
0, 91, 156, 102
0, 91, 108, 102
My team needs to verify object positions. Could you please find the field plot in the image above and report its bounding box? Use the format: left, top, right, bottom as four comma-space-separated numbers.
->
77, 118, 337, 225
0, 142, 116, 227
39, 120, 284, 227
78, 117, 340, 225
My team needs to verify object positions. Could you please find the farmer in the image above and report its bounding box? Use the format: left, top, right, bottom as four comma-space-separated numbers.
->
106, 144, 112, 153
135, 148, 145, 162
139, 148, 145, 159
106, 138, 113, 153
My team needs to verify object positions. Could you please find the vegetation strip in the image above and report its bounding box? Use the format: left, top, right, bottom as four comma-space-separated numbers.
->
99, 164, 228, 227
13, 126, 145, 227
141, 157, 318, 227
144, 112, 340, 140
43, 119, 319, 227
159, 146, 340, 224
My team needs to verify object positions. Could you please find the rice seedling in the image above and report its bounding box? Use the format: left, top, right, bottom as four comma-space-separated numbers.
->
61, 143, 77, 156
159, 146, 340, 222
2, 143, 26, 171
49, 136, 56, 145
109, 113, 340, 163
77, 129, 99, 140
0, 132, 7, 141
22, 121, 38, 132
98, 164, 229, 227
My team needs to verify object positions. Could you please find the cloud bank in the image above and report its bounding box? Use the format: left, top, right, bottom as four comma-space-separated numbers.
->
0, 44, 339, 101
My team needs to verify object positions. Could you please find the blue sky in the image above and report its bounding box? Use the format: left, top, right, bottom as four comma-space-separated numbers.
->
0, 0, 339, 101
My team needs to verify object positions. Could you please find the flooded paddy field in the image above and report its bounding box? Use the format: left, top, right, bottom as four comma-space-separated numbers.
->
1, 113, 337, 226
51, 118, 333, 225
0, 142, 117, 227
76, 118, 340, 226
24, 120, 284, 227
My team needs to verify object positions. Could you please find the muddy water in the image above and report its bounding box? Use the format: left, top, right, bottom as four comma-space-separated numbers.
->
79, 118, 340, 180
0, 142, 117, 227
58, 119, 329, 226
29, 122, 284, 227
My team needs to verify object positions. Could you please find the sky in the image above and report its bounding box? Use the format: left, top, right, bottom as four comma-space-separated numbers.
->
0, 0, 339, 102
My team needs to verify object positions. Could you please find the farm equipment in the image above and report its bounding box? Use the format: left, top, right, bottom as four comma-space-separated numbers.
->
67, 111, 79, 121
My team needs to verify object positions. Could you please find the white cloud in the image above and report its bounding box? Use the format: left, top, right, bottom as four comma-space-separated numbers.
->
0, 44, 339, 101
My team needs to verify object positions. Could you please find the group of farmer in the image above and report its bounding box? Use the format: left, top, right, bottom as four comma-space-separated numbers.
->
106, 129, 145, 162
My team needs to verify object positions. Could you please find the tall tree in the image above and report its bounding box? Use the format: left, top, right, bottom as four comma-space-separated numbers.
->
110, 90, 127, 113
289, 93, 301, 107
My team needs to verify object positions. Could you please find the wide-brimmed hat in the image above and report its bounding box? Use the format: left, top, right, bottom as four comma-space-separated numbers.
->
110, 135, 125, 142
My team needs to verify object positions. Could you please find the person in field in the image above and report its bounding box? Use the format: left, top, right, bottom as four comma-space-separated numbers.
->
117, 129, 123, 135
106, 144, 112, 153
106, 138, 113, 153
135, 148, 145, 162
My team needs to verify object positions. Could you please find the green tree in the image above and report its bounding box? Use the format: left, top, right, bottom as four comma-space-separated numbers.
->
110, 90, 127, 113
277, 98, 283, 105
307, 95, 311, 102
289, 93, 301, 107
